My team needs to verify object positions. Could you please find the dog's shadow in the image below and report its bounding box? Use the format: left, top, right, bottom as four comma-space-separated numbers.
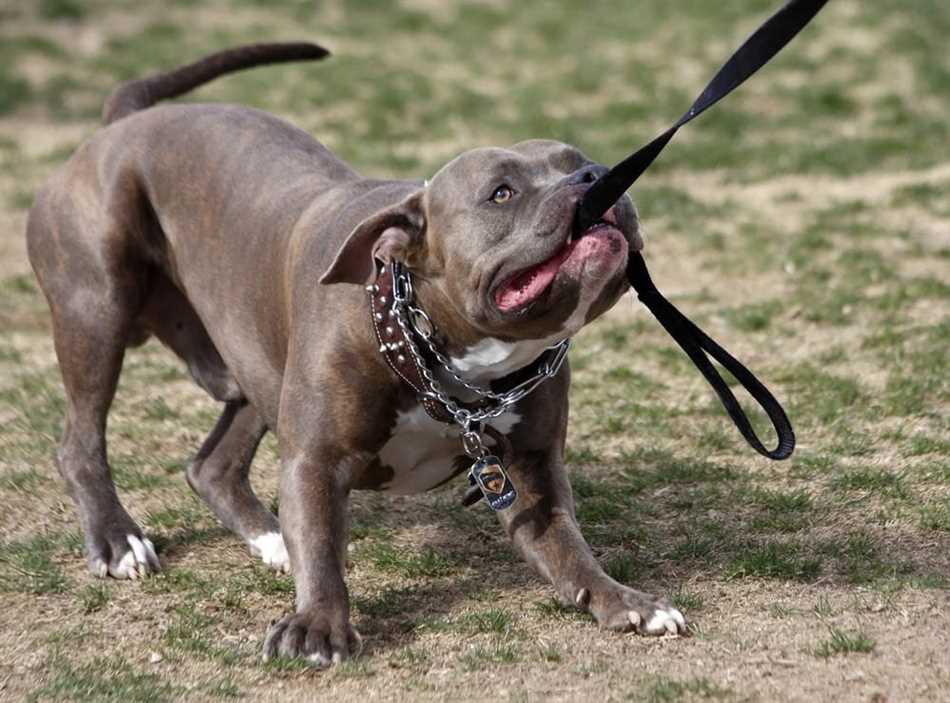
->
343, 490, 547, 655
341, 461, 950, 656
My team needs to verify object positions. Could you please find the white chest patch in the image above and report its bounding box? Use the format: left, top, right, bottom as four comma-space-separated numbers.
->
378, 405, 520, 494
450, 335, 563, 383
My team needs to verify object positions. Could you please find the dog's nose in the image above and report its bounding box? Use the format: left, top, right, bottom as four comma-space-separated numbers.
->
565, 164, 609, 187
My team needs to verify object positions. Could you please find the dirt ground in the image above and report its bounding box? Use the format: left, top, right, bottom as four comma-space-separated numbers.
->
1, 1, 948, 701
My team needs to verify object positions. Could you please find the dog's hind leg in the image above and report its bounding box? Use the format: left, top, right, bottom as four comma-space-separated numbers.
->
135, 276, 287, 570
27, 197, 160, 579
186, 402, 288, 572
136, 274, 243, 403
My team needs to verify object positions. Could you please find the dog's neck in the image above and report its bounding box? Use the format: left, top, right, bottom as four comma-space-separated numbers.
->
416, 289, 565, 385
383, 265, 565, 394
449, 335, 563, 383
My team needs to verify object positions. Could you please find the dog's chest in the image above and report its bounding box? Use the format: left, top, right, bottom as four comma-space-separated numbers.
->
376, 405, 519, 494
371, 335, 561, 493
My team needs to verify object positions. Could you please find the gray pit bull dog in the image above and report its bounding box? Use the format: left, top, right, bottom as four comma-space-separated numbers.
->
27, 43, 686, 665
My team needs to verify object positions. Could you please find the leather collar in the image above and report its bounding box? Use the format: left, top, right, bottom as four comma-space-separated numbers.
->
368, 265, 563, 424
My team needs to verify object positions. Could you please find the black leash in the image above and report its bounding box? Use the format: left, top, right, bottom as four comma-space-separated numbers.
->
575, 0, 829, 460
575, 0, 830, 230
628, 254, 794, 459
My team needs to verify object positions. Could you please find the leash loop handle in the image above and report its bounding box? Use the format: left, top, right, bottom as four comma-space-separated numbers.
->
627, 253, 795, 460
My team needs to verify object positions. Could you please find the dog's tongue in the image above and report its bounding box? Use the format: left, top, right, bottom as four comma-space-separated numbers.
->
495, 242, 575, 312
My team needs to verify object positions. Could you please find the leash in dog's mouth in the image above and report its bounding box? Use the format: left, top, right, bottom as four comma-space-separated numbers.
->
566, 0, 830, 461
494, 207, 624, 314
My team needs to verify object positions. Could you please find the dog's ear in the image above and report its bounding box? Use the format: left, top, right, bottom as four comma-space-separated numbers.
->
320, 191, 425, 285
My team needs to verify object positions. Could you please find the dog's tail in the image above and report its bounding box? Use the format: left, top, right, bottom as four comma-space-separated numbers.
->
102, 41, 330, 125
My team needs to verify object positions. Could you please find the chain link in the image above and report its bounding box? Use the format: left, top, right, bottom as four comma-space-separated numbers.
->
388, 262, 570, 438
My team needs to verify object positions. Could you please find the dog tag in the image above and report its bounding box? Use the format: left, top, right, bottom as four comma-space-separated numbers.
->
468, 455, 517, 511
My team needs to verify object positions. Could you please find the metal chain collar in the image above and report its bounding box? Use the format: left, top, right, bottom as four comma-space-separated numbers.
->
388, 261, 569, 458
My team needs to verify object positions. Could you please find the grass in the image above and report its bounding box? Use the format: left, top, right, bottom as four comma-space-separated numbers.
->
162, 603, 241, 665
631, 676, 735, 702
358, 541, 457, 579
453, 608, 515, 635
27, 654, 183, 703
77, 583, 111, 614
813, 628, 876, 658
726, 542, 822, 581
920, 501, 950, 532
0, 0, 948, 700
829, 468, 907, 498
458, 640, 522, 672
0, 534, 71, 595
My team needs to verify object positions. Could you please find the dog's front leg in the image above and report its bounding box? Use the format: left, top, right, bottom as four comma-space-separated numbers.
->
262, 442, 362, 665
262, 438, 365, 665
498, 450, 687, 636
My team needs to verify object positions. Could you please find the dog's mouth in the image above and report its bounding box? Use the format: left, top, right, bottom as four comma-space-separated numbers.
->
493, 208, 624, 314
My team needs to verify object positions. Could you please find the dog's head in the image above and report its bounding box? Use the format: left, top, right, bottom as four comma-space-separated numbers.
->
321, 140, 641, 347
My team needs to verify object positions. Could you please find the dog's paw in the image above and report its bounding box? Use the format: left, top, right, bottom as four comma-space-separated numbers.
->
248, 532, 290, 573
263, 611, 362, 667
585, 585, 686, 636
88, 533, 160, 580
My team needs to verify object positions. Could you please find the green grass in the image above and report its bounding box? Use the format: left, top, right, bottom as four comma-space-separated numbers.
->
604, 553, 639, 583
726, 542, 822, 581
40, 0, 86, 20
27, 654, 183, 703
829, 468, 907, 498
458, 640, 521, 672
722, 300, 784, 333
0, 368, 65, 461
621, 449, 738, 493
632, 676, 735, 703
534, 597, 593, 623
139, 567, 213, 596
0, 534, 71, 594
920, 501, 950, 532
453, 608, 515, 635
670, 588, 704, 613
77, 583, 111, 614
747, 487, 813, 533
111, 456, 173, 491
162, 603, 241, 664
819, 532, 914, 585
0, 467, 48, 492
0, 68, 31, 115
813, 628, 876, 658
359, 541, 456, 579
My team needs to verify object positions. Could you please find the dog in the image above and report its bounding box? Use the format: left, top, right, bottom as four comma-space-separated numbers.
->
27, 42, 686, 665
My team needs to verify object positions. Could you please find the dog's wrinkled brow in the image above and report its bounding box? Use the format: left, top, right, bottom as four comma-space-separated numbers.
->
484, 158, 523, 179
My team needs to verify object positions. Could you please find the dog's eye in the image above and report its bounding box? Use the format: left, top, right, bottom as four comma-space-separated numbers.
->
489, 184, 514, 204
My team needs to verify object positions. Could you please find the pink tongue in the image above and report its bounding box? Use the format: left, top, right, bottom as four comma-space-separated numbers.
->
495, 242, 575, 312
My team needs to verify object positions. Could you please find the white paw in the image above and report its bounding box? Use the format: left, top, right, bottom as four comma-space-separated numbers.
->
249, 532, 290, 573
642, 605, 686, 635
306, 652, 342, 668
97, 535, 160, 579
